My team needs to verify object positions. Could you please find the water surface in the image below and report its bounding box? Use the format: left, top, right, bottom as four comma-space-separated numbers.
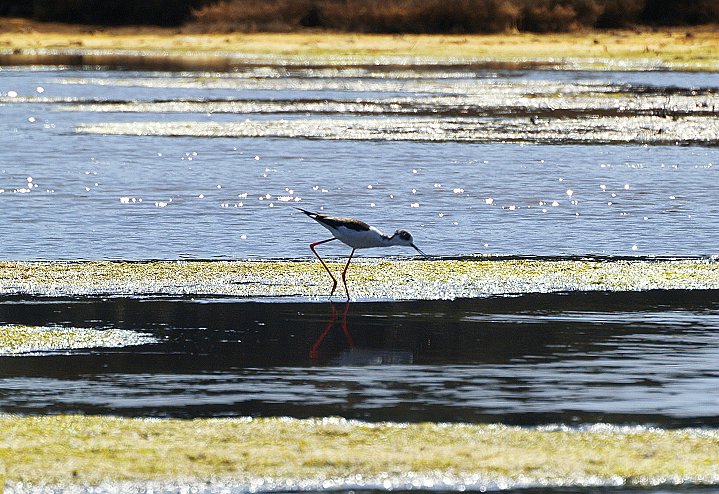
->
0, 65, 717, 260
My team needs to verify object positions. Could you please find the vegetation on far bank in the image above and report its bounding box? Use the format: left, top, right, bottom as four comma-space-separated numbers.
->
1, 0, 718, 33
187, 0, 719, 34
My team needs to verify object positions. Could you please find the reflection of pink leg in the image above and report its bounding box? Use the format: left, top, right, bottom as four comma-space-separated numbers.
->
340, 301, 354, 349
310, 238, 338, 297
341, 248, 356, 301
309, 303, 338, 361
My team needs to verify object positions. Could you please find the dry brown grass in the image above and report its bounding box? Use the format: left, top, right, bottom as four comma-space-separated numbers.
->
328, 0, 522, 33
189, 0, 315, 33
5, 0, 719, 32
185, 0, 719, 33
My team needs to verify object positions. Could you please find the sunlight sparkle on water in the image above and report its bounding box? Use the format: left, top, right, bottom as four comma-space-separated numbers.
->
119, 197, 142, 204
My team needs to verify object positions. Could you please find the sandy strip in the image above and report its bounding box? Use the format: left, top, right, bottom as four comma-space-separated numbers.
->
0, 22, 718, 70
0, 258, 717, 300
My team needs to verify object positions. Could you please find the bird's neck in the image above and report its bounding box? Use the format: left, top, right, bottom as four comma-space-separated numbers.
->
383, 233, 401, 246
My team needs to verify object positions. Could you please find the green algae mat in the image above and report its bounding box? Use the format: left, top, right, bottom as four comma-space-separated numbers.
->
0, 325, 156, 355
0, 258, 717, 300
1, 415, 718, 490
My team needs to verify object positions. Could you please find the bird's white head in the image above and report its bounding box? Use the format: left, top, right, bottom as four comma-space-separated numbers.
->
392, 229, 427, 256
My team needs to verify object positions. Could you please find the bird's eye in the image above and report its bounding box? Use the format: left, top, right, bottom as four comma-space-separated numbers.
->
400, 231, 411, 241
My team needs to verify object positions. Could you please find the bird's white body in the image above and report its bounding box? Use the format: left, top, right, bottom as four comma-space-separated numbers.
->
317, 223, 391, 249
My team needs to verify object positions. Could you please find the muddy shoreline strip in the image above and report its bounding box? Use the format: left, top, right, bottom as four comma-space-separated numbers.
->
0, 258, 717, 300
1, 415, 718, 489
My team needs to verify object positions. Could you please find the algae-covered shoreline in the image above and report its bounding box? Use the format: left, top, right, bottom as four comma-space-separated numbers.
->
0, 325, 155, 355
0, 258, 717, 300
1, 415, 718, 490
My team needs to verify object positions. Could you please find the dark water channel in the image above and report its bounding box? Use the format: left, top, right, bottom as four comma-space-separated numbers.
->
1, 290, 718, 427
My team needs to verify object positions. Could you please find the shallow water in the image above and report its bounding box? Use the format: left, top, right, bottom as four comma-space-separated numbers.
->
0, 65, 717, 260
1, 290, 717, 427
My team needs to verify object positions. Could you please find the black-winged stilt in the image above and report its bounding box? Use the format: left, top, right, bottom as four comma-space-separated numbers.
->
297, 207, 426, 300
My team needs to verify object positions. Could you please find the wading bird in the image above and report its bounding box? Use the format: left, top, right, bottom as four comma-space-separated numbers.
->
297, 207, 427, 300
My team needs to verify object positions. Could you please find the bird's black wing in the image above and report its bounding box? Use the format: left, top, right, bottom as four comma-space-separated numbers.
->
296, 207, 371, 232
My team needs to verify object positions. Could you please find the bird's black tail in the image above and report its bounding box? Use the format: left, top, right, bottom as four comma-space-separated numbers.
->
295, 207, 318, 218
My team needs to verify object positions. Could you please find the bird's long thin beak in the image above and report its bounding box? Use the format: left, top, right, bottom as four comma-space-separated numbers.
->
411, 244, 428, 257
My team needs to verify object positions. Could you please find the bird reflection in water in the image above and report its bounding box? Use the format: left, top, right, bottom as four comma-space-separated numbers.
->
310, 302, 353, 363
309, 302, 413, 366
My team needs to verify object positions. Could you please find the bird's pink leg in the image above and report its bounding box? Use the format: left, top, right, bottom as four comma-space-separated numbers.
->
341, 248, 356, 301
310, 238, 338, 296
